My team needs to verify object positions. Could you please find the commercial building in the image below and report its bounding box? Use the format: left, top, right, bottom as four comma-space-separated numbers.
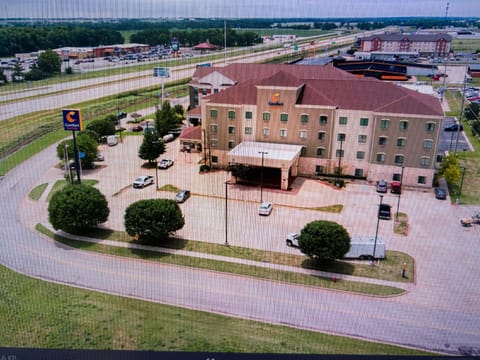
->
360, 34, 452, 57
189, 63, 444, 190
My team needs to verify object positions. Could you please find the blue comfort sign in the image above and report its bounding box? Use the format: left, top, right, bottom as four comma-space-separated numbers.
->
62, 109, 82, 131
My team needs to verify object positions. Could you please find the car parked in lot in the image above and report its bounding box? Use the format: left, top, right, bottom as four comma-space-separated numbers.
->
444, 123, 463, 131
175, 190, 191, 203
158, 159, 174, 169
258, 201, 273, 216
286, 233, 300, 247
132, 175, 154, 188
376, 179, 388, 193
130, 125, 143, 132
95, 153, 105, 161
378, 203, 392, 220
434, 188, 447, 200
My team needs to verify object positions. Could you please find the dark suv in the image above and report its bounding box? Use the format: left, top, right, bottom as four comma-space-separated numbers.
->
378, 203, 392, 220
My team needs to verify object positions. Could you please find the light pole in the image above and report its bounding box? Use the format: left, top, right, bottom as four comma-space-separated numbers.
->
224, 181, 232, 246
258, 151, 268, 202
396, 165, 405, 221
372, 194, 384, 264
337, 138, 344, 175
457, 166, 466, 202
155, 160, 159, 190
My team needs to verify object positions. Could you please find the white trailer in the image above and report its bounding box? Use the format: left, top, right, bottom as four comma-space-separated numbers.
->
345, 236, 386, 260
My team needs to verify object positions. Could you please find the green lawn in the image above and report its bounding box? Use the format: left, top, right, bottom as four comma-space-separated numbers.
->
0, 264, 432, 355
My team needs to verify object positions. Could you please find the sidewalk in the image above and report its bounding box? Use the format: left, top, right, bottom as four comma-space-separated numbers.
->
44, 222, 414, 293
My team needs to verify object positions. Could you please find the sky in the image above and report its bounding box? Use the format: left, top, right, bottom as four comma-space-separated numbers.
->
2, 0, 479, 19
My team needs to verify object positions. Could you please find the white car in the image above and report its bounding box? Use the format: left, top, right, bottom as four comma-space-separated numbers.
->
286, 233, 300, 247
258, 201, 273, 216
132, 175, 154, 188
158, 159, 174, 169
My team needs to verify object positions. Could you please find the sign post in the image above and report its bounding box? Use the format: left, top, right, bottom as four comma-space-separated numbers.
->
153, 67, 170, 106
62, 109, 83, 183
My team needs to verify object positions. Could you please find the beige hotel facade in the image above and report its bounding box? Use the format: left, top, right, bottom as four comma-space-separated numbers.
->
189, 63, 444, 190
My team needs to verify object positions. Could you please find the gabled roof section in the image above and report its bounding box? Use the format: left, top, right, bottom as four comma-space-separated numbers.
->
198, 70, 236, 87
257, 70, 304, 88
204, 79, 257, 105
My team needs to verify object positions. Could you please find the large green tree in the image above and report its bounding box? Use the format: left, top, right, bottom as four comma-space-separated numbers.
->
138, 129, 165, 164
48, 184, 109, 232
298, 220, 351, 263
437, 153, 461, 189
124, 199, 185, 244
57, 131, 99, 169
86, 118, 116, 142
155, 101, 182, 137
37, 49, 62, 75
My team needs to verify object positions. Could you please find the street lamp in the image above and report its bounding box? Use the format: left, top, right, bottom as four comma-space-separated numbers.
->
457, 166, 466, 202
396, 165, 405, 221
258, 151, 268, 202
224, 181, 233, 246
155, 160, 159, 190
372, 194, 384, 265
337, 138, 344, 175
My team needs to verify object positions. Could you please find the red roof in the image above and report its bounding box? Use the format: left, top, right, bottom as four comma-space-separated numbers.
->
179, 125, 202, 141
193, 63, 444, 117
192, 42, 220, 50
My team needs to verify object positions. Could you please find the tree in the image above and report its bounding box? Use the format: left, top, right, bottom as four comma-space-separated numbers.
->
464, 102, 479, 121
437, 153, 461, 190
48, 183, 109, 233
37, 49, 62, 76
12, 63, 24, 82
86, 118, 116, 141
57, 131, 99, 169
298, 220, 351, 263
124, 199, 185, 243
155, 101, 182, 136
138, 129, 165, 164
0, 68, 7, 84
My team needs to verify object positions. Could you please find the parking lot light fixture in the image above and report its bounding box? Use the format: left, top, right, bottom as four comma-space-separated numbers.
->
372, 194, 384, 265
396, 165, 405, 221
224, 181, 233, 246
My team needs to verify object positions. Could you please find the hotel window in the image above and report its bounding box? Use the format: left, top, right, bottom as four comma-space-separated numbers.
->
339, 116, 348, 125
299, 130, 307, 139
378, 136, 387, 145
360, 118, 369, 126
417, 176, 427, 184
202, 88, 207, 95
210, 124, 217, 134
356, 151, 365, 159
319, 115, 328, 125
316, 148, 325, 157
315, 165, 324, 174
337, 133, 346, 141
376, 153, 385, 163
280, 129, 288, 138
263, 127, 270, 137
394, 155, 405, 165
280, 113, 288, 122
228, 110, 236, 120
210, 109, 217, 118
301, 146, 307, 156
244, 127, 252, 135
211, 156, 218, 163
336, 149, 344, 158
211, 139, 218, 148
423, 139, 433, 149
392, 173, 401, 181
380, 119, 390, 129
228, 141, 235, 149
399, 120, 408, 130
318, 131, 326, 140
425, 122, 436, 132
355, 169, 364, 177
263, 112, 270, 121
358, 135, 367, 143
228, 126, 235, 134
420, 156, 430, 167
300, 114, 309, 123
397, 138, 406, 147
245, 111, 252, 120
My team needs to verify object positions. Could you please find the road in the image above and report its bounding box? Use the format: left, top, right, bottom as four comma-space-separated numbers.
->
1, 138, 480, 356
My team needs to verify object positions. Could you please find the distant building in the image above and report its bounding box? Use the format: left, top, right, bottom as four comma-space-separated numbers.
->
92, 43, 149, 58
189, 63, 444, 189
360, 33, 452, 57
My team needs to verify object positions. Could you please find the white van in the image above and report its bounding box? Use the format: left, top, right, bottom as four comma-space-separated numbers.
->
106, 135, 118, 146
162, 134, 174, 143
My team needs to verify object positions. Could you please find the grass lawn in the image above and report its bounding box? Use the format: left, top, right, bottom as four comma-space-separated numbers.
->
0, 264, 431, 355
28, 183, 48, 200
